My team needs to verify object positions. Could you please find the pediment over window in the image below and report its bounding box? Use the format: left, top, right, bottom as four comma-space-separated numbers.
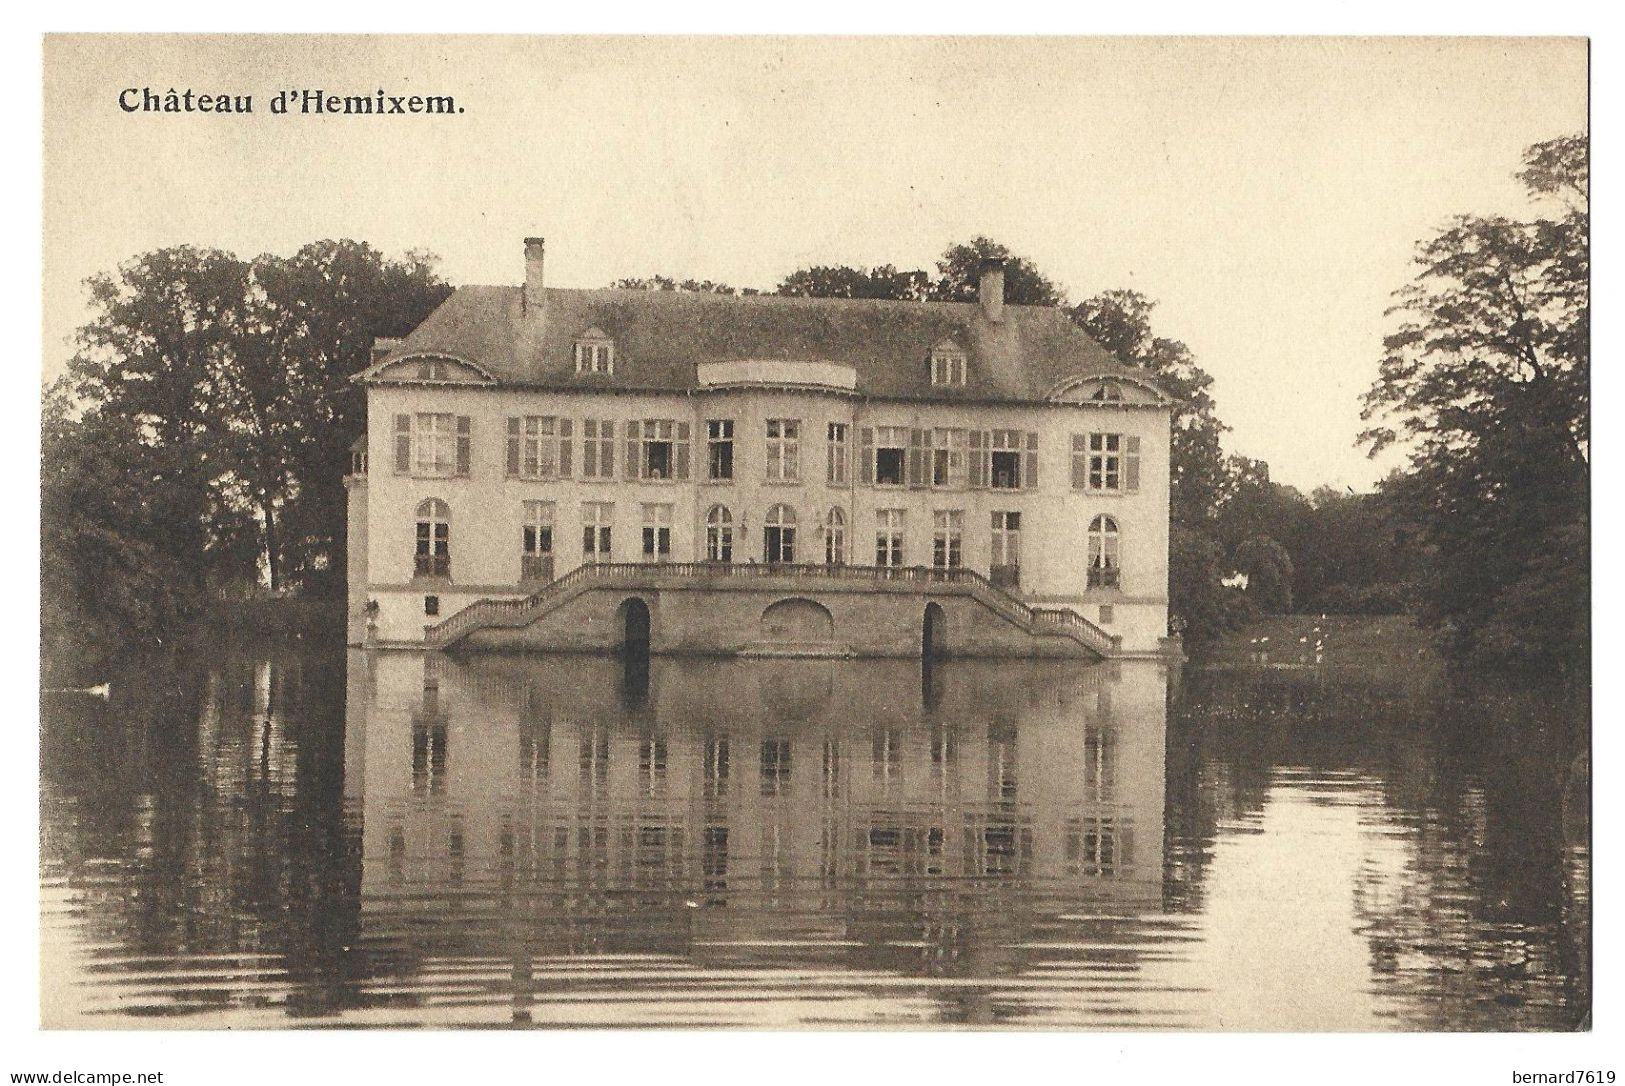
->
1048, 374, 1167, 405
366, 353, 497, 384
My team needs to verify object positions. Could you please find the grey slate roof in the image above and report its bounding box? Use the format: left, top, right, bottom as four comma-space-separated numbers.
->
371, 285, 1165, 404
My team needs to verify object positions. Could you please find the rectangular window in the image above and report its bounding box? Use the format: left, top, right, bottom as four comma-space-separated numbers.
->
932, 510, 964, 570
575, 342, 614, 374
1074, 433, 1141, 492
761, 739, 791, 797
625, 419, 690, 481
405, 413, 470, 477
970, 430, 1037, 490
704, 737, 730, 799
521, 499, 555, 582
876, 509, 905, 568
932, 352, 966, 386
581, 419, 615, 479
827, 422, 849, 484
872, 426, 908, 486
765, 419, 800, 482
707, 419, 734, 481
641, 503, 673, 561
424, 594, 440, 616
506, 416, 573, 479
582, 502, 613, 562
991, 511, 1021, 588
931, 428, 968, 488
989, 430, 1023, 490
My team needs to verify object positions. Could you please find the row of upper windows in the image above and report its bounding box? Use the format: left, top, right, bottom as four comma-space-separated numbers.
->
389, 414, 1143, 493
572, 332, 974, 387
412, 498, 1122, 588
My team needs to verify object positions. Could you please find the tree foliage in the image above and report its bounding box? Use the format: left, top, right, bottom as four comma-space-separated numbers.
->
1361, 134, 1588, 678
45, 241, 450, 665
611, 275, 742, 295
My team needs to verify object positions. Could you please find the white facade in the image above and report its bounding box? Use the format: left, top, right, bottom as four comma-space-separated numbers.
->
347, 242, 1174, 654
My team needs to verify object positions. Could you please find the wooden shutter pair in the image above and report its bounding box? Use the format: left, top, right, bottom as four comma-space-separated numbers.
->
858, 427, 875, 485
394, 414, 471, 474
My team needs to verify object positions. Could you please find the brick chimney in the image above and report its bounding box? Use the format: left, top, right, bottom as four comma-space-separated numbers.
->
978, 258, 1005, 323
523, 237, 546, 318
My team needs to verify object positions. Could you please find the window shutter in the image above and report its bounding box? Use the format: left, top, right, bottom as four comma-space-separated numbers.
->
674, 422, 691, 480
625, 420, 641, 480
906, 428, 926, 488
968, 430, 987, 488
394, 414, 411, 474
602, 421, 615, 476
558, 418, 573, 477
506, 418, 520, 476
1124, 435, 1141, 493
1024, 432, 1039, 490
1070, 434, 1086, 490
858, 427, 874, 485
455, 416, 472, 475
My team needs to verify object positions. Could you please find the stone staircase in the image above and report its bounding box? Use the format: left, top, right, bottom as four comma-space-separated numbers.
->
422, 561, 1121, 658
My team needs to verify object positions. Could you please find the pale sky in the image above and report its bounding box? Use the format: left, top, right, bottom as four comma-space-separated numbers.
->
42, 35, 1587, 491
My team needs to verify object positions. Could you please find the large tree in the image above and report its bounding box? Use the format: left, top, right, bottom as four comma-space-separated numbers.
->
67, 246, 254, 590
241, 241, 451, 590
53, 240, 450, 630
1360, 134, 1588, 676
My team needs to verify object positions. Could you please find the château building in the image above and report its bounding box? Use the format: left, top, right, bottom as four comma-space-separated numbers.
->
346, 239, 1175, 657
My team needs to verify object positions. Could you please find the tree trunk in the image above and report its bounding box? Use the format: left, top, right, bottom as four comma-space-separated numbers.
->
261, 494, 281, 592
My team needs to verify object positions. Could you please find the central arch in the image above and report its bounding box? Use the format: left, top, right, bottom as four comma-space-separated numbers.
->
923, 602, 947, 659
760, 597, 834, 642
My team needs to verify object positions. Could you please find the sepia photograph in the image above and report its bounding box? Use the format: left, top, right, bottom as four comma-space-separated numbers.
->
30, 30, 1591, 1061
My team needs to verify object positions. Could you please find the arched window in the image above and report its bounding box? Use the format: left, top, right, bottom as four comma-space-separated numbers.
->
706, 505, 734, 563
824, 506, 846, 566
1087, 515, 1120, 589
416, 499, 450, 577
763, 504, 797, 564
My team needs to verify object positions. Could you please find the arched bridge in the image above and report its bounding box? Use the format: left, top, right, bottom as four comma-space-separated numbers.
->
422, 562, 1121, 659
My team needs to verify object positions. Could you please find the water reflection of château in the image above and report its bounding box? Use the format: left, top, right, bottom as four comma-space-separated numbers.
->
345, 651, 1170, 971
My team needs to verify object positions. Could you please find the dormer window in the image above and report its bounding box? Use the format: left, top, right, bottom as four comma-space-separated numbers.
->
574, 327, 615, 375
1091, 380, 1125, 402
930, 340, 967, 386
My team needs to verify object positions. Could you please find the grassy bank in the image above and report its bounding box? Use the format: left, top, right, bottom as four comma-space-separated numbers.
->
1197, 613, 1439, 675
43, 594, 345, 687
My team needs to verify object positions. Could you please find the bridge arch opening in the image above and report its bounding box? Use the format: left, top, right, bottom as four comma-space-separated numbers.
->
923, 602, 948, 659
617, 597, 651, 655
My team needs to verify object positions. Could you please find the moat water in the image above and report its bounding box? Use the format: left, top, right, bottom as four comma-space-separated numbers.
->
39, 620, 1589, 1029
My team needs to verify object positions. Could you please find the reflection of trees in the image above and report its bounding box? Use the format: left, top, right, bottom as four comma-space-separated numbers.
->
41, 647, 367, 1021
1164, 659, 1589, 1029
